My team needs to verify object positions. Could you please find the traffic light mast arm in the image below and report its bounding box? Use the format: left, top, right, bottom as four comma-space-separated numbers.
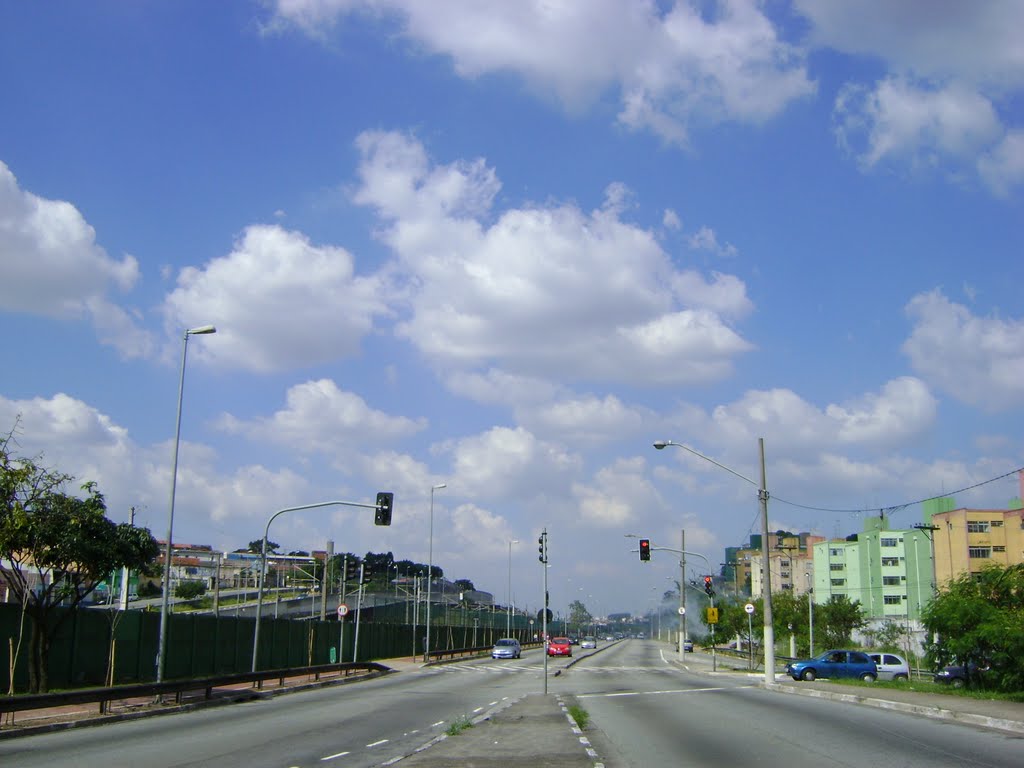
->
643, 543, 712, 572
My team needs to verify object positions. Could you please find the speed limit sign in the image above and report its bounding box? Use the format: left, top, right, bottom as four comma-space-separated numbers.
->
337, 603, 349, 618
744, 603, 755, 614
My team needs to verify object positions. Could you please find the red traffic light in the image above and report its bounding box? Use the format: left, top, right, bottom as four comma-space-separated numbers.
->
639, 539, 651, 561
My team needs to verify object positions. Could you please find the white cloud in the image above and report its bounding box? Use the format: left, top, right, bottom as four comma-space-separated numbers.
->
444, 426, 582, 501
522, 394, 651, 444
445, 369, 559, 407
903, 289, 1024, 411
834, 78, 1002, 171
0, 161, 152, 356
217, 379, 425, 455
162, 224, 389, 372
794, 0, 1024, 88
572, 457, 654, 527
687, 226, 738, 257
354, 130, 754, 386
978, 130, 1024, 197
269, 1, 814, 144
450, 503, 516, 558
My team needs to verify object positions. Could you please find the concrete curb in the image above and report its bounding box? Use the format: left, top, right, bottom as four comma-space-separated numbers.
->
765, 681, 1024, 735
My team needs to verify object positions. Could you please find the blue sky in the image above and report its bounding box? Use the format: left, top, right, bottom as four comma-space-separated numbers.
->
1, 1, 1022, 619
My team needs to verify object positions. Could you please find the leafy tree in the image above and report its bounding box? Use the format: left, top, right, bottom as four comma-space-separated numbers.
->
174, 580, 207, 600
0, 434, 160, 692
247, 539, 279, 554
817, 595, 866, 649
922, 564, 1024, 691
568, 600, 593, 633
454, 578, 475, 592
873, 619, 910, 653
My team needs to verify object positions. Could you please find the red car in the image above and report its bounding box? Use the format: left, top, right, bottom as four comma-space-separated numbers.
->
547, 637, 572, 657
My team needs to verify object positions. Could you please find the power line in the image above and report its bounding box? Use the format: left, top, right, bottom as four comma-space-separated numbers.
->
771, 465, 1024, 516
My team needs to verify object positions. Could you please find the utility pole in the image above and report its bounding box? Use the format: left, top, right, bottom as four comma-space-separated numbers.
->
679, 529, 686, 658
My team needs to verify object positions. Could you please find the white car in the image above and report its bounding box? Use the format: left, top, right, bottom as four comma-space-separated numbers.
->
580, 636, 597, 649
868, 652, 910, 681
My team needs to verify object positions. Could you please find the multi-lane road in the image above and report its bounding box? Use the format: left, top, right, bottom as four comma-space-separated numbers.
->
3, 640, 1021, 767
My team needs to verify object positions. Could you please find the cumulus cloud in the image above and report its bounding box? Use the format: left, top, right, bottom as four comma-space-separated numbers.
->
572, 457, 654, 527
804, 2, 1023, 193
354, 130, 754, 387
0, 161, 152, 356
216, 379, 425, 453
268, 0, 814, 144
903, 289, 1024, 411
450, 503, 516, 557
978, 130, 1024, 198
834, 78, 1002, 171
162, 224, 389, 372
687, 226, 738, 257
522, 394, 651, 444
443, 426, 582, 501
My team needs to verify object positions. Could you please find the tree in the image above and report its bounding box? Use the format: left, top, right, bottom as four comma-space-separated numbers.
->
0, 434, 160, 692
922, 564, 1024, 691
454, 578, 475, 592
568, 600, 592, 633
817, 595, 866, 649
174, 580, 207, 600
247, 540, 279, 554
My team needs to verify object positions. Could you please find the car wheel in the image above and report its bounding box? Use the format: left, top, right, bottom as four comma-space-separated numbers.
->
801, 669, 816, 682
951, 678, 965, 689
894, 673, 908, 681
861, 673, 876, 682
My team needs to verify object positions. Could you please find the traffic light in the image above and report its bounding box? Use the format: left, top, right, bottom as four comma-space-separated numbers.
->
344, 558, 359, 582
639, 539, 651, 561
538, 531, 548, 563
361, 564, 372, 585
375, 491, 394, 526
704, 575, 714, 596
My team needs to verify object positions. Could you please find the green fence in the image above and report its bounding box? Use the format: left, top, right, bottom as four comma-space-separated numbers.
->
0, 600, 537, 693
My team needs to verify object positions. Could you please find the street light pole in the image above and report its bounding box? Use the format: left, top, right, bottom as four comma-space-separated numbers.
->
251, 498, 381, 672
653, 438, 775, 685
157, 324, 215, 683
507, 538, 519, 636
425, 483, 446, 662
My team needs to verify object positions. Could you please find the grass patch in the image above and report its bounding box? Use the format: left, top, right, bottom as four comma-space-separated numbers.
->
818, 676, 1024, 702
568, 704, 590, 730
446, 715, 474, 736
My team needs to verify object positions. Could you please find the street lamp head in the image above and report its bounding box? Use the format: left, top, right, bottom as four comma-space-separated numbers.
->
432, 483, 447, 491
187, 325, 217, 335
653, 440, 672, 450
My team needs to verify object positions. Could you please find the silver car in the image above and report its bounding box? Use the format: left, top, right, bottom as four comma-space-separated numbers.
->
869, 652, 910, 681
491, 638, 522, 659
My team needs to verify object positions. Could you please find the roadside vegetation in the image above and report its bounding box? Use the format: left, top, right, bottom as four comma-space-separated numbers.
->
446, 715, 474, 735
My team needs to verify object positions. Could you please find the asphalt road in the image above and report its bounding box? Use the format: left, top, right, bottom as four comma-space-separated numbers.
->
565, 641, 1022, 767
4, 641, 1022, 767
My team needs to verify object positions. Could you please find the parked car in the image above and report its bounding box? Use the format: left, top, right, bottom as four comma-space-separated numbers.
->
491, 638, 522, 659
786, 650, 878, 682
580, 636, 598, 649
868, 652, 910, 681
683, 640, 694, 652
934, 662, 988, 688
547, 637, 572, 657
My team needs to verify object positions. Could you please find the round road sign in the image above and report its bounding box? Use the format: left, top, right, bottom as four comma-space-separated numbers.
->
677, 606, 686, 615
337, 603, 349, 618
744, 603, 755, 614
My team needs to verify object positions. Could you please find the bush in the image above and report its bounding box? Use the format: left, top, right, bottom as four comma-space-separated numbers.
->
174, 581, 207, 600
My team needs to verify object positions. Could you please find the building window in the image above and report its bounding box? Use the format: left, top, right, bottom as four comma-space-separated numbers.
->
992, 545, 1006, 553
968, 547, 991, 559
830, 563, 844, 571
831, 578, 846, 586
883, 595, 902, 605
967, 521, 990, 533
882, 576, 901, 586
881, 557, 899, 567
829, 548, 843, 557
991, 520, 1003, 528
880, 537, 899, 547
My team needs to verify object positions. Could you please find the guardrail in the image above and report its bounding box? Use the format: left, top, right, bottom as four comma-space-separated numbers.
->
0, 661, 389, 724
425, 640, 545, 663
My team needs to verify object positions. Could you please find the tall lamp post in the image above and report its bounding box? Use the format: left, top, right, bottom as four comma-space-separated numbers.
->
157, 324, 216, 683
507, 538, 519, 636
424, 483, 446, 662
654, 438, 775, 685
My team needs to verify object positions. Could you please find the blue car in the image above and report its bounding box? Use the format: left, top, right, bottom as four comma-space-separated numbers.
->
786, 650, 877, 682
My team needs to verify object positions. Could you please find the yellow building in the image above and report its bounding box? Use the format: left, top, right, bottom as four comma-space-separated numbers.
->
930, 506, 1024, 587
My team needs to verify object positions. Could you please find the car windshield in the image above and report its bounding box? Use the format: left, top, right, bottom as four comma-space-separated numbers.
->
495, 639, 516, 646
552, 637, 569, 644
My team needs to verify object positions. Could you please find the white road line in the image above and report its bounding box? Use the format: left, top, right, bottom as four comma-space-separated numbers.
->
366, 739, 389, 748
431, 720, 445, 727
320, 751, 349, 761
473, 706, 484, 713
578, 686, 728, 699
489, 700, 499, 706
